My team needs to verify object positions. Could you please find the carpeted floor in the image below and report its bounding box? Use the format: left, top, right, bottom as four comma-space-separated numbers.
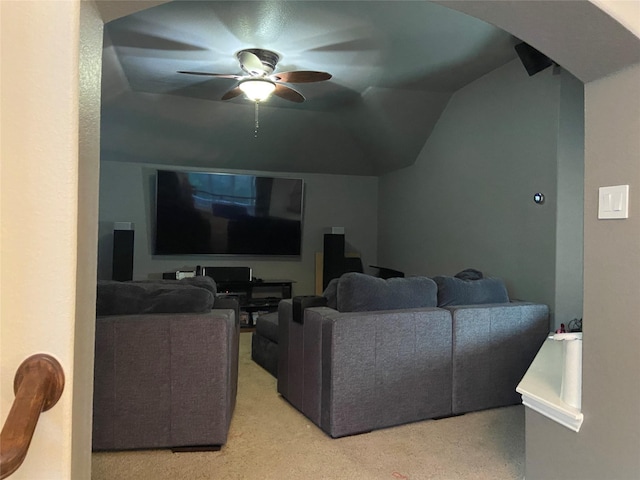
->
92, 332, 525, 480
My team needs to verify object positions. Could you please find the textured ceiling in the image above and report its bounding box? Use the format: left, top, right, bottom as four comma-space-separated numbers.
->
100, 1, 521, 175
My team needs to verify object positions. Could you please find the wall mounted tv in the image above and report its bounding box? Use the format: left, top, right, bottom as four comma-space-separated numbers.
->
154, 170, 303, 256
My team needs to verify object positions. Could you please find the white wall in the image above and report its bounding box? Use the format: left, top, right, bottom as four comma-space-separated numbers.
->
378, 59, 565, 319
0, 1, 99, 479
98, 161, 378, 296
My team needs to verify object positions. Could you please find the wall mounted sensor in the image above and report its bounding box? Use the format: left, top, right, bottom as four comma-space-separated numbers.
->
533, 193, 545, 204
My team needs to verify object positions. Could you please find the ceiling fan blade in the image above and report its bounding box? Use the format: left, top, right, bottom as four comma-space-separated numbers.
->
221, 86, 243, 101
178, 71, 242, 80
272, 71, 332, 83
239, 51, 266, 75
273, 84, 305, 103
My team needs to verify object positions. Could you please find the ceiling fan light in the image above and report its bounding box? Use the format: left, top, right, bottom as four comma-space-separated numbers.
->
239, 79, 276, 102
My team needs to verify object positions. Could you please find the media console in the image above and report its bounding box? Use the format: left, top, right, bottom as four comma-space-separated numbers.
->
216, 279, 294, 328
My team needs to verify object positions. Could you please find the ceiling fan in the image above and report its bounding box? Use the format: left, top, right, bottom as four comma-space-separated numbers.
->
178, 48, 332, 103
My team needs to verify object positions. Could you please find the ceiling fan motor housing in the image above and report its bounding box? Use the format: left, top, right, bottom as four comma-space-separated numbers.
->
238, 48, 280, 76
179, 48, 330, 103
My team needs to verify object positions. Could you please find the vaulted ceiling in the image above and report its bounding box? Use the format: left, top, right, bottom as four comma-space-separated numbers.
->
100, 1, 521, 175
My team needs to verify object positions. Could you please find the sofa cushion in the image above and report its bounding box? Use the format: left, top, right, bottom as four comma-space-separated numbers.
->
336, 272, 438, 312
433, 276, 509, 307
255, 312, 279, 343
96, 280, 215, 316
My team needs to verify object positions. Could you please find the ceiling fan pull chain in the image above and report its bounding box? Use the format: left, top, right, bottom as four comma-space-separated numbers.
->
254, 101, 260, 138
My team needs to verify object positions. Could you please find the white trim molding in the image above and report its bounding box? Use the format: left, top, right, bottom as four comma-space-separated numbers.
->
517, 335, 584, 432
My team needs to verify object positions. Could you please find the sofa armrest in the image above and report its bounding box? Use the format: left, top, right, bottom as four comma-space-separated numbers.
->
446, 302, 549, 414
93, 309, 238, 450
282, 305, 453, 438
215, 296, 240, 323
292, 295, 327, 323
277, 299, 296, 400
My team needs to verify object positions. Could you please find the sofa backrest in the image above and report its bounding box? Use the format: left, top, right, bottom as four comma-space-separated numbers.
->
326, 272, 438, 312
323, 271, 511, 312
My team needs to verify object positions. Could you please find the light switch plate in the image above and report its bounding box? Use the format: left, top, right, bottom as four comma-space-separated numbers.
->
598, 185, 629, 219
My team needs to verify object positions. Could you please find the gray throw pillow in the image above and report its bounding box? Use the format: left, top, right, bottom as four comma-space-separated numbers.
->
96, 280, 215, 316
322, 278, 339, 310
134, 276, 217, 295
336, 272, 438, 312
166, 275, 217, 295
454, 268, 483, 281
433, 276, 509, 307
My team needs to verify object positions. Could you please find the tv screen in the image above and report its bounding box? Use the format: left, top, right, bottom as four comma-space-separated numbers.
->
154, 170, 303, 256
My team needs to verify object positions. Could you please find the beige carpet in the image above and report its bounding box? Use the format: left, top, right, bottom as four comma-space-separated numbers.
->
92, 332, 524, 480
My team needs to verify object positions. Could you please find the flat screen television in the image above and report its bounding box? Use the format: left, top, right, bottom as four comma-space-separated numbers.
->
154, 170, 303, 256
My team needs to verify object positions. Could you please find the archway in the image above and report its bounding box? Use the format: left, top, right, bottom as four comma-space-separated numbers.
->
3, 2, 634, 479
92, 3, 640, 478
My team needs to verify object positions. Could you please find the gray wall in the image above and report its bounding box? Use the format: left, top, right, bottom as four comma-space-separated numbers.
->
526, 61, 640, 480
378, 59, 574, 325
98, 161, 378, 296
555, 72, 585, 327
427, 3, 640, 477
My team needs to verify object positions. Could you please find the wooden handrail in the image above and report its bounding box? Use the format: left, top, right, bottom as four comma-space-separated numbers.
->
0, 354, 65, 479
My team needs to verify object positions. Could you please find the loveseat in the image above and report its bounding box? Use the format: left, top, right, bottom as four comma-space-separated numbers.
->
92, 276, 240, 451
277, 272, 549, 438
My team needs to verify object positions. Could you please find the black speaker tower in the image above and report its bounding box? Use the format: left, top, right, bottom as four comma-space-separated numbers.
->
323, 233, 345, 290
112, 223, 134, 281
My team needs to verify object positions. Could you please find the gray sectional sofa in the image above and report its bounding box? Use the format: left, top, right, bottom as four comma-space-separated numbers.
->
277, 272, 549, 438
92, 277, 240, 451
